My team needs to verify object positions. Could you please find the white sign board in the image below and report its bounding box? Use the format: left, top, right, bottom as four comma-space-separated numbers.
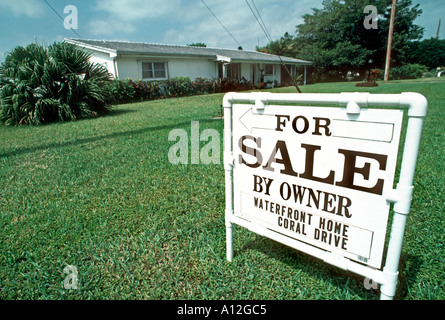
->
232, 104, 402, 268
223, 92, 427, 300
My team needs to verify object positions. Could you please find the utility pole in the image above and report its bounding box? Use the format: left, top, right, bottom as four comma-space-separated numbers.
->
384, 0, 397, 81
437, 19, 441, 39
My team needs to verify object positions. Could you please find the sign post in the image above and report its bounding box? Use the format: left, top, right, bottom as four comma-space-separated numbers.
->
223, 91, 427, 300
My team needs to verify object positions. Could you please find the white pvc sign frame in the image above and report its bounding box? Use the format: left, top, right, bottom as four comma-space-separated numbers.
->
223, 91, 427, 300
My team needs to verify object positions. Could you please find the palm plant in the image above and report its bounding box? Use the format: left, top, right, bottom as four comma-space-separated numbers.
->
0, 42, 113, 125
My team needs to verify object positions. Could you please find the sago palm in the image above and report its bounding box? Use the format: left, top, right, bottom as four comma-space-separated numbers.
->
0, 42, 113, 125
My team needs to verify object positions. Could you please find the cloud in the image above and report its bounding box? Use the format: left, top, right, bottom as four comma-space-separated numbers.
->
88, 20, 136, 36
85, 0, 322, 48
163, 0, 259, 48
94, 0, 181, 21
163, 0, 314, 50
88, 0, 181, 36
0, 0, 45, 18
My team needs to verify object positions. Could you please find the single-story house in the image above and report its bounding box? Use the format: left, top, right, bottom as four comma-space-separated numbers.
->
64, 38, 312, 87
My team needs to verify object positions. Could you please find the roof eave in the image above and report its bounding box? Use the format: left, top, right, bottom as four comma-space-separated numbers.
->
117, 51, 217, 60
64, 38, 118, 56
65, 38, 312, 65
231, 58, 312, 65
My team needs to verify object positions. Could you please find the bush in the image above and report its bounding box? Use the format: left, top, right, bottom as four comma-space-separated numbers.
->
192, 77, 216, 95
163, 77, 194, 97
106, 79, 136, 104
214, 77, 252, 92
133, 80, 163, 101
107, 77, 253, 105
106, 79, 165, 104
389, 64, 428, 80
0, 42, 113, 125
312, 70, 346, 83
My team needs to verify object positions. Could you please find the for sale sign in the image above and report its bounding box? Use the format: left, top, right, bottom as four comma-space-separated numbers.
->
231, 103, 403, 268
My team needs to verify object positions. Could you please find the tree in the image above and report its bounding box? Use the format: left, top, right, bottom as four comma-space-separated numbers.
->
0, 42, 112, 125
258, 0, 424, 78
256, 32, 296, 57
187, 43, 207, 47
404, 38, 445, 69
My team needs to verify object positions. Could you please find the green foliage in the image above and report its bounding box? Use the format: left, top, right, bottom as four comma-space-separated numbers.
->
258, 0, 424, 80
404, 38, 445, 69
163, 77, 194, 97
106, 77, 252, 105
256, 32, 296, 57
192, 77, 216, 95
214, 77, 252, 92
106, 79, 137, 103
187, 43, 207, 47
0, 42, 112, 126
389, 63, 428, 80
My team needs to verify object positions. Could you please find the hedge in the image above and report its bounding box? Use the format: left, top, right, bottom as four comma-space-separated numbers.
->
106, 77, 253, 104
389, 64, 428, 80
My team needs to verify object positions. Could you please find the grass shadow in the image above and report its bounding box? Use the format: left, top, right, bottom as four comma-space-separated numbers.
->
395, 252, 423, 299
238, 235, 423, 299
102, 108, 138, 118
238, 235, 383, 299
0, 118, 216, 158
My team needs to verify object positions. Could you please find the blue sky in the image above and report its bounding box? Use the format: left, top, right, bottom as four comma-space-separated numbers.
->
0, 0, 444, 63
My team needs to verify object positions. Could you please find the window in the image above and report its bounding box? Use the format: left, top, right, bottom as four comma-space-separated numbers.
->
265, 64, 274, 75
141, 62, 167, 79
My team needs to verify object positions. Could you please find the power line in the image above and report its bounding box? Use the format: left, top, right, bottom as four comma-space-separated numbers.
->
200, 0, 258, 68
42, 0, 83, 39
200, 0, 243, 49
245, 0, 272, 42
245, 0, 301, 93
201, 0, 302, 92
251, 1, 270, 39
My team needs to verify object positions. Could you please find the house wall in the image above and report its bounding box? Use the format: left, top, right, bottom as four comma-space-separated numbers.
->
168, 58, 216, 80
86, 49, 290, 86
116, 57, 139, 79
115, 56, 217, 81
273, 64, 282, 85
240, 63, 251, 81
85, 50, 117, 78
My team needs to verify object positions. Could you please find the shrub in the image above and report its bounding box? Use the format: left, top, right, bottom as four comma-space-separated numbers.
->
107, 77, 253, 105
105, 79, 166, 104
106, 79, 136, 104
389, 64, 428, 80
134, 80, 163, 101
192, 77, 216, 95
312, 70, 346, 83
163, 77, 194, 97
214, 77, 252, 92
0, 42, 113, 125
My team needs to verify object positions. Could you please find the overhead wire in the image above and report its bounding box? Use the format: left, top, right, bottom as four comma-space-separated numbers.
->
251, 1, 272, 41
200, 0, 243, 50
245, 0, 272, 42
244, 0, 302, 93
200, 0, 261, 82
42, 0, 83, 39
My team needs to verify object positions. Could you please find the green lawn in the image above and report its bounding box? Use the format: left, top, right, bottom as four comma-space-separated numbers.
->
0, 78, 444, 300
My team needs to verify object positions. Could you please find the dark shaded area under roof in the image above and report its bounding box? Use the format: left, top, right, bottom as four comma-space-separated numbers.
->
65, 38, 312, 65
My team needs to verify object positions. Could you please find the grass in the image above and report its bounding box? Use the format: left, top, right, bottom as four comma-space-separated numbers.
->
0, 78, 444, 300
